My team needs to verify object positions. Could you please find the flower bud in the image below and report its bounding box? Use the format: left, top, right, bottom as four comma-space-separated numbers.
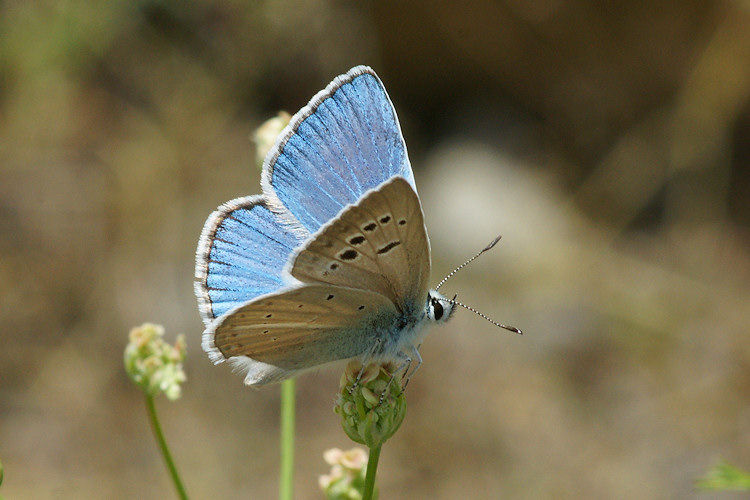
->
334, 361, 406, 448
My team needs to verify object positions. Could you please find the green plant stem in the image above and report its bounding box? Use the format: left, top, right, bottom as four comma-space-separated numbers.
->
279, 378, 296, 500
145, 394, 188, 500
363, 444, 381, 500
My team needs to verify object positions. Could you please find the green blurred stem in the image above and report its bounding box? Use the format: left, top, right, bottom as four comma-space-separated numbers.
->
363, 444, 381, 500
145, 395, 188, 500
279, 378, 296, 500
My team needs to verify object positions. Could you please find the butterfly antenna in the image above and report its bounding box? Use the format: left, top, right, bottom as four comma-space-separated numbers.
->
435, 235, 503, 290
439, 296, 522, 335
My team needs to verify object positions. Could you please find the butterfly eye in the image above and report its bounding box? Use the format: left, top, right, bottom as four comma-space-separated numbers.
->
432, 299, 444, 321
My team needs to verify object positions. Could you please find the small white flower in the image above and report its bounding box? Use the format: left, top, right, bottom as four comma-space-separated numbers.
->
318, 447, 368, 499
339, 448, 367, 471
323, 448, 344, 466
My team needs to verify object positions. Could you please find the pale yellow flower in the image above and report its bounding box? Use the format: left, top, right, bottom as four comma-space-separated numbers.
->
124, 323, 186, 400
253, 111, 291, 168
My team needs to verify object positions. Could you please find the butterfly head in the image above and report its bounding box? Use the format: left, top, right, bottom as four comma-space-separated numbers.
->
426, 290, 456, 323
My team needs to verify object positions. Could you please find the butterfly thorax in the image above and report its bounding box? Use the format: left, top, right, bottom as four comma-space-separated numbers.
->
367, 299, 429, 361
367, 290, 454, 362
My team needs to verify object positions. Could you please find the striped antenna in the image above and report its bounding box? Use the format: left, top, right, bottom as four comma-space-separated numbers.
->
439, 296, 522, 335
435, 235, 502, 290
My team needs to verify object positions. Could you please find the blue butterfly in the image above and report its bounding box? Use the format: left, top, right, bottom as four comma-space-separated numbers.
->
195, 66, 519, 386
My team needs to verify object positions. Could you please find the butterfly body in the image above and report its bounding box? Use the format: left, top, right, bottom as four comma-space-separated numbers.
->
195, 67, 455, 386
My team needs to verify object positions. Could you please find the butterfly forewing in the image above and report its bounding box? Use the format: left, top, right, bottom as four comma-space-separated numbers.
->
290, 176, 430, 312
209, 284, 398, 373
262, 66, 415, 235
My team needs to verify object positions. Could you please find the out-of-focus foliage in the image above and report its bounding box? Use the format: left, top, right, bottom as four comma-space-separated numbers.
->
0, 1, 748, 498
697, 460, 750, 491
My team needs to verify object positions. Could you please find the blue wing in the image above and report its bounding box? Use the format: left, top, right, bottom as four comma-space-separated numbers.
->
261, 66, 415, 235
194, 195, 302, 326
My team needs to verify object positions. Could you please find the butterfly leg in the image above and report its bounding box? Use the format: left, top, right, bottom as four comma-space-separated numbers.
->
400, 356, 413, 383
400, 343, 421, 381
378, 351, 411, 404
401, 344, 423, 391
348, 364, 367, 395
348, 337, 384, 394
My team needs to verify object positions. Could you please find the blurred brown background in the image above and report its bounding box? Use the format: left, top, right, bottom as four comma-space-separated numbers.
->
1, 1, 749, 498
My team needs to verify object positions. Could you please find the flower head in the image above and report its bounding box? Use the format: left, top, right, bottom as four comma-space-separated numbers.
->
124, 323, 186, 400
334, 361, 407, 449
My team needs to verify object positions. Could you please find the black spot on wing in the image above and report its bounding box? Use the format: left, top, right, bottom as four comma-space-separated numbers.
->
349, 235, 365, 245
363, 222, 377, 231
398, 219, 406, 225
377, 241, 401, 254
340, 249, 358, 260
379, 215, 391, 224
326, 294, 334, 300
330, 263, 339, 270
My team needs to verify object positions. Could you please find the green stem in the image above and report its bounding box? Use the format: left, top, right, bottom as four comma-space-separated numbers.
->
145, 395, 188, 500
279, 378, 296, 500
362, 444, 381, 500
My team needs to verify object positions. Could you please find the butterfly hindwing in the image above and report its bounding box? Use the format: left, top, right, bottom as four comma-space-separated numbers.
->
194, 196, 302, 326
289, 176, 430, 312
204, 283, 399, 385
261, 66, 415, 235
